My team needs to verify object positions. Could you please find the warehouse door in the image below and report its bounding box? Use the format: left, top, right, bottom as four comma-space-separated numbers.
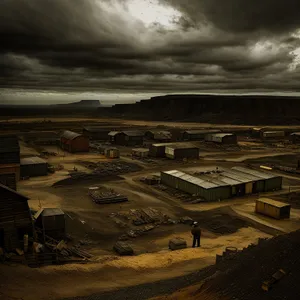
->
245, 182, 253, 194
236, 184, 245, 196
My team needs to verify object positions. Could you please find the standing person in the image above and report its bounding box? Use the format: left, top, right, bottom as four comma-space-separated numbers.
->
191, 222, 201, 248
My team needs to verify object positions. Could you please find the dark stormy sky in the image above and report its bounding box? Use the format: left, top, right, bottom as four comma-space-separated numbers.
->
1, 0, 300, 104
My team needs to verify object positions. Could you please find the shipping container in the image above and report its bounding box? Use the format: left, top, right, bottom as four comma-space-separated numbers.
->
262, 131, 285, 139
132, 148, 149, 158
255, 198, 291, 219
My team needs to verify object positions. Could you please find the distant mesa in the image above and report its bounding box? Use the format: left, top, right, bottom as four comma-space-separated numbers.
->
53, 100, 101, 108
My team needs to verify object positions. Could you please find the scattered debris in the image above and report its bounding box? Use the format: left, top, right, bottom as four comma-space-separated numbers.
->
180, 216, 194, 225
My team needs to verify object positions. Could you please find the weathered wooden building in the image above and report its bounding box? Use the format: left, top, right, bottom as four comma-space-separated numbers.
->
0, 183, 33, 252
111, 131, 144, 146
132, 148, 149, 158
0, 134, 20, 190
289, 132, 300, 143
34, 208, 66, 240
182, 129, 221, 141
60, 130, 89, 153
145, 130, 172, 142
205, 133, 237, 144
20, 157, 48, 178
165, 144, 199, 160
104, 147, 120, 158
108, 131, 120, 143
82, 126, 110, 140
149, 143, 173, 157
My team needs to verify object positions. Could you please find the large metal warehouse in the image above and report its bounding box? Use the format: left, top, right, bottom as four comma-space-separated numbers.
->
161, 166, 282, 201
182, 129, 221, 141
231, 166, 282, 192
60, 130, 89, 153
165, 144, 199, 159
205, 133, 237, 144
161, 170, 232, 201
20, 156, 48, 178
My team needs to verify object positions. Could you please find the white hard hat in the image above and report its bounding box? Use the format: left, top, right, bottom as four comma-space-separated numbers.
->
193, 221, 198, 225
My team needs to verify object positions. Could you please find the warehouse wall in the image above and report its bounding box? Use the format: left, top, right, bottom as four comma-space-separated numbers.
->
20, 163, 48, 178
264, 177, 282, 191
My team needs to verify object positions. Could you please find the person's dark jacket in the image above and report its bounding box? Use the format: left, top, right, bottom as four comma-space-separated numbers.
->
191, 226, 201, 237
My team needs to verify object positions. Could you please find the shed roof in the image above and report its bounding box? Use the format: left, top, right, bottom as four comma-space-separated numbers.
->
108, 131, 120, 136
61, 130, 81, 140
132, 148, 149, 153
21, 156, 47, 166
184, 129, 221, 135
0, 134, 20, 153
34, 208, 65, 219
151, 142, 175, 147
122, 131, 144, 137
210, 133, 235, 138
231, 166, 279, 180
165, 143, 198, 150
263, 131, 284, 134
0, 183, 29, 200
257, 198, 291, 208
83, 126, 110, 133
290, 132, 300, 136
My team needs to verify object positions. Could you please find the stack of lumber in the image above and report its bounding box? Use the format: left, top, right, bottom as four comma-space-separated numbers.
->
89, 190, 128, 204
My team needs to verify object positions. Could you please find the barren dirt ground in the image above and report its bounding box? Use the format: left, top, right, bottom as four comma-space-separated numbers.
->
2, 118, 300, 300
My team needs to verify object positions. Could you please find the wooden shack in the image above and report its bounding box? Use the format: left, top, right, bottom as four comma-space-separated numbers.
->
0, 183, 33, 252
255, 198, 291, 219
60, 130, 89, 153
113, 131, 144, 146
34, 208, 65, 240
0, 134, 20, 190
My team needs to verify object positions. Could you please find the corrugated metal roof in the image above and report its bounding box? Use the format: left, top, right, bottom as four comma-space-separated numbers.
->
34, 208, 64, 219
231, 166, 279, 180
0, 183, 29, 200
21, 156, 47, 166
0, 134, 20, 153
61, 130, 81, 140
152, 143, 174, 147
184, 129, 221, 134
108, 131, 120, 136
162, 170, 227, 189
257, 198, 290, 208
123, 131, 144, 137
263, 131, 284, 134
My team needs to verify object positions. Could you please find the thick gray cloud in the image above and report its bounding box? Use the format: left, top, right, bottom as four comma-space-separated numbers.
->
1, 0, 300, 101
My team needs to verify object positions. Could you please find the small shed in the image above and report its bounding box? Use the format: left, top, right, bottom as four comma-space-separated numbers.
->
104, 147, 120, 158
108, 131, 120, 143
145, 130, 172, 142
252, 127, 266, 138
182, 129, 221, 141
0, 183, 33, 252
289, 132, 300, 144
113, 131, 144, 146
132, 148, 149, 158
149, 143, 173, 157
82, 126, 110, 140
34, 208, 65, 239
205, 133, 237, 144
262, 131, 285, 139
255, 198, 291, 219
165, 144, 199, 160
60, 130, 89, 153
20, 156, 48, 178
